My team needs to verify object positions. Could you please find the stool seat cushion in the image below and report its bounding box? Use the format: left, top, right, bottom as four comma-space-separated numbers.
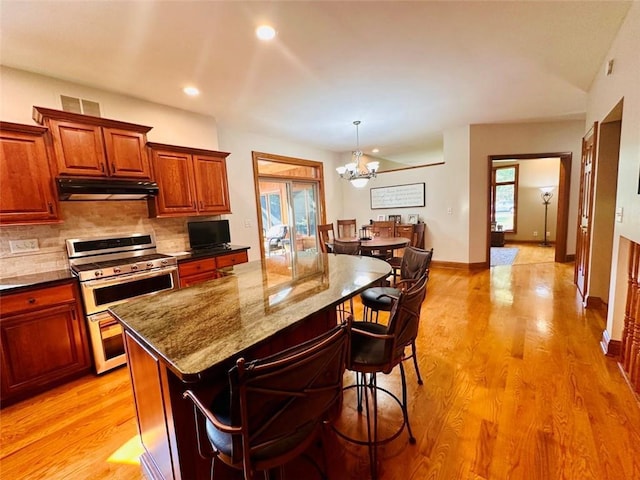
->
350, 321, 388, 366
360, 287, 401, 311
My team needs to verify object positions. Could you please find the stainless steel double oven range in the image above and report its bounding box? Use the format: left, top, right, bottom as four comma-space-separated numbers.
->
66, 234, 178, 373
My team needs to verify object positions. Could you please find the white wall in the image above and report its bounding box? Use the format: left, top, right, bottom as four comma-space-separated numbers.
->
216, 127, 342, 262
586, 3, 640, 340
469, 120, 585, 262
505, 158, 560, 242
0, 66, 219, 150
339, 126, 470, 264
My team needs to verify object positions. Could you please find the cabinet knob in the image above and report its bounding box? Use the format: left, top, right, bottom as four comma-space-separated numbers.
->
28, 298, 36, 304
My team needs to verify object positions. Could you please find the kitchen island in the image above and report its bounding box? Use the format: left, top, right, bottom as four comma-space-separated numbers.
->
110, 253, 390, 480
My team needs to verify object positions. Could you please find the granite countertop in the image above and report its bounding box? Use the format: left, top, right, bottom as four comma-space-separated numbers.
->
166, 245, 250, 262
0, 269, 76, 294
110, 253, 390, 380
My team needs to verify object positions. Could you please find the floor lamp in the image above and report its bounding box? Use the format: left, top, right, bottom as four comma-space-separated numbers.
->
540, 187, 554, 247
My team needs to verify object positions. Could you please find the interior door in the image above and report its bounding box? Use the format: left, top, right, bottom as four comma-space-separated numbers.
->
575, 122, 598, 300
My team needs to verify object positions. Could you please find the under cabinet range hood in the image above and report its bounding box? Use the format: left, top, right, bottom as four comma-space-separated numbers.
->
56, 177, 159, 201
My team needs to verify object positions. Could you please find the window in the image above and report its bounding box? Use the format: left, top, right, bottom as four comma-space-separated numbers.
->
260, 193, 282, 229
491, 164, 518, 233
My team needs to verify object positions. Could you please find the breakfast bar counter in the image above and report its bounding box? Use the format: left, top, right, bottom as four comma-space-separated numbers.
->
110, 253, 390, 480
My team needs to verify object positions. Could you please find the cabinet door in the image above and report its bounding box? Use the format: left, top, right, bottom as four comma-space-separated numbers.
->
103, 127, 151, 179
193, 154, 231, 214
49, 119, 107, 176
149, 149, 198, 216
0, 301, 90, 403
0, 125, 59, 224
179, 271, 220, 288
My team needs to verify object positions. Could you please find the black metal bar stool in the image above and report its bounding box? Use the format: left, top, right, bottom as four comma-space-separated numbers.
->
333, 275, 428, 479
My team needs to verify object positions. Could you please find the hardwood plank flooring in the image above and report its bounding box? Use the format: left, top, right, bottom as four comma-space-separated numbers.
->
2, 260, 639, 479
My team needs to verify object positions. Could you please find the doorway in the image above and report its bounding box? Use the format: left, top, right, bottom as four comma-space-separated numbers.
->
487, 153, 572, 266
252, 152, 326, 263
575, 99, 622, 307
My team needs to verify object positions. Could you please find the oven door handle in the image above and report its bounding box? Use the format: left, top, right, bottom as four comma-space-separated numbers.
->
81, 267, 178, 288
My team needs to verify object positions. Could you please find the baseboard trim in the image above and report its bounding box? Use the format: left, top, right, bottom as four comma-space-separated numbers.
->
431, 260, 488, 270
586, 296, 608, 324
600, 329, 622, 358
565, 254, 575, 262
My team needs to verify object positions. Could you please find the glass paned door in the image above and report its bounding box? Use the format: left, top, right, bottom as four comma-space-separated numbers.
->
291, 182, 318, 255
258, 180, 320, 259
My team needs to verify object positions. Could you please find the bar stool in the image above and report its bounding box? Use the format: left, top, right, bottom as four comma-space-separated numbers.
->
334, 275, 428, 480
183, 323, 349, 480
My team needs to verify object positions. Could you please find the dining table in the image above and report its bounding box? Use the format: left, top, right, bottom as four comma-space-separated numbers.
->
331, 236, 411, 256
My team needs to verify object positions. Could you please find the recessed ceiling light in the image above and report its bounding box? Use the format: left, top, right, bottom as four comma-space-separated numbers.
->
183, 86, 200, 97
372, 148, 379, 153
256, 25, 276, 41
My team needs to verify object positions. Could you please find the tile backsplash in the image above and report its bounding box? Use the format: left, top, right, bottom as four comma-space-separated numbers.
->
0, 201, 200, 278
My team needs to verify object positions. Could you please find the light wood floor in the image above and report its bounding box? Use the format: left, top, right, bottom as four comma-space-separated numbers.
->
2, 260, 639, 480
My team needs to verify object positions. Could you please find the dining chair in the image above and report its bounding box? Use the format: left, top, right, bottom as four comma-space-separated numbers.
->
370, 221, 396, 260
335, 275, 429, 480
183, 323, 349, 480
332, 239, 361, 255
337, 219, 357, 238
412, 223, 426, 249
317, 223, 335, 253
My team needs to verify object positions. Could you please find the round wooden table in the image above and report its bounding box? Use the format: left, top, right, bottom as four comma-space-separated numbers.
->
332, 236, 411, 256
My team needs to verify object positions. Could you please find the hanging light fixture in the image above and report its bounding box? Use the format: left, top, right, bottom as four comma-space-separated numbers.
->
336, 121, 379, 188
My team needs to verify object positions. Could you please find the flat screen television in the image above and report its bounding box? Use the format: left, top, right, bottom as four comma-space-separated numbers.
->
187, 220, 231, 250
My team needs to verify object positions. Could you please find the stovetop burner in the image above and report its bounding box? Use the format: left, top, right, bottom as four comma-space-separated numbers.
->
66, 234, 177, 281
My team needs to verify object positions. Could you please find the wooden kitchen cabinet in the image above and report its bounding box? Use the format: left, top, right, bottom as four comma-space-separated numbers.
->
178, 250, 248, 288
32, 106, 152, 179
0, 281, 91, 406
0, 122, 60, 225
147, 142, 231, 218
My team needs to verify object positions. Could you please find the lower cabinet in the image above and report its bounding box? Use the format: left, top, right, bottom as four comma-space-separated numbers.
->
0, 282, 91, 406
178, 250, 249, 288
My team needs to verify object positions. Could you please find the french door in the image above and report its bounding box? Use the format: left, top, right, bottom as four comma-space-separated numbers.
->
252, 152, 326, 262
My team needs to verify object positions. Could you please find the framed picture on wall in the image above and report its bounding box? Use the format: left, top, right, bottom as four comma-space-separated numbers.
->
407, 214, 419, 224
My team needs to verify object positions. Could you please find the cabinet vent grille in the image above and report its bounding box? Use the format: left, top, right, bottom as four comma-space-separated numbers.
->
60, 95, 101, 117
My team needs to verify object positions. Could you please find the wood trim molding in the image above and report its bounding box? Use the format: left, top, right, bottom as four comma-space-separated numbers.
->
32, 106, 152, 133
586, 296, 608, 324
600, 329, 621, 358
431, 260, 488, 270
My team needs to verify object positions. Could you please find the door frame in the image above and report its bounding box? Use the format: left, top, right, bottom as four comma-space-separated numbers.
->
486, 152, 572, 264
252, 151, 327, 259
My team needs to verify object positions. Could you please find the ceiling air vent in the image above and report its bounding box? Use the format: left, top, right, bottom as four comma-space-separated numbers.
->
60, 95, 101, 117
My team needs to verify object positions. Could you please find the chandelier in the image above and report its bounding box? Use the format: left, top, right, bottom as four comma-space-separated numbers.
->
336, 121, 379, 188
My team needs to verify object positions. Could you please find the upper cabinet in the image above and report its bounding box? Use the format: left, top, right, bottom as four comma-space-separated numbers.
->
0, 122, 60, 225
147, 142, 231, 218
32, 106, 152, 179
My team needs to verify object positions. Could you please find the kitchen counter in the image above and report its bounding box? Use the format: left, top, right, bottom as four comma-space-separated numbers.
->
0, 269, 76, 294
166, 244, 249, 263
110, 252, 390, 480
111, 253, 390, 380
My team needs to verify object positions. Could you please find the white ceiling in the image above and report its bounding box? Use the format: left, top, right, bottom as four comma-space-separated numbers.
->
0, 1, 631, 157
